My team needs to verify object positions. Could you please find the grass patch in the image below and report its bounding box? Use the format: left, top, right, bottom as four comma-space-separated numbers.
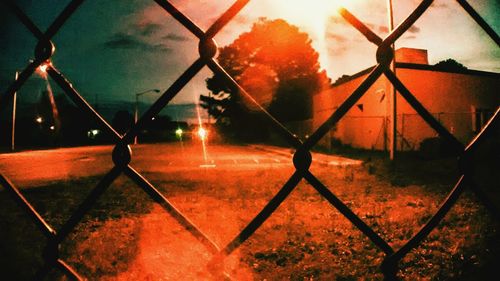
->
0, 176, 152, 280
0, 151, 498, 280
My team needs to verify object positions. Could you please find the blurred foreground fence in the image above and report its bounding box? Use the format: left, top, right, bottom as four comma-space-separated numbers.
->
0, 0, 499, 280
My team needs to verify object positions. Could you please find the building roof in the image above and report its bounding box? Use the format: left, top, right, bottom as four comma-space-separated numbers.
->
331, 47, 499, 87
331, 62, 500, 87
396, 62, 500, 78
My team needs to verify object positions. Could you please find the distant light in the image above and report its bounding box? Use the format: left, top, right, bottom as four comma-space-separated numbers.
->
49, 125, 55, 130
175, 128, 183, 137
197, 127, 207, 140
39, 64, 48, 73
87, 129, 100, 139
37, 61, 52, 77
36, 116, 43, 123
151, 117, 155, 121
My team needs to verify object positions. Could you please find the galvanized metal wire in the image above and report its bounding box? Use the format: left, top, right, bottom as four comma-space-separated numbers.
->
0, 0, 498, 280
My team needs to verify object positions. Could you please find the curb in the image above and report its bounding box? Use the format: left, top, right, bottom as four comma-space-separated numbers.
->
249, 145, 362, 166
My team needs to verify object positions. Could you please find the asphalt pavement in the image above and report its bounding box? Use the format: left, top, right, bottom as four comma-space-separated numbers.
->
0, 143, 360, 188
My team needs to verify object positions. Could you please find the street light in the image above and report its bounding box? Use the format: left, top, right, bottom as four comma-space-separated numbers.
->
175, 128, 183, 138
197, 127, 208, 141
8, 63, 52, 150
134, 88, 160, 144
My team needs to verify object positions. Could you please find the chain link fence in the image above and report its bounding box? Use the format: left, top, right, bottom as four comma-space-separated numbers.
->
315, 111, 493, 152
0, 0, 499, 280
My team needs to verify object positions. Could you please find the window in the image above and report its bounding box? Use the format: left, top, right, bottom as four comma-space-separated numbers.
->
471, 106, 493, 133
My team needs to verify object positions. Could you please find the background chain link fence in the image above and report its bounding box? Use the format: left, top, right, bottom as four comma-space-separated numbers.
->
0, 0, 499, 280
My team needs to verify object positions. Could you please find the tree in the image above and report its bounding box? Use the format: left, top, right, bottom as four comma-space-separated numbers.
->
434, 59, 468, 72
201, 18, 329, 138
334, 74, 351, 85
112, 110, 134, 135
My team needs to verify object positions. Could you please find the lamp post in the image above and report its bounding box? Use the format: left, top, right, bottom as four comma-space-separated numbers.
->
387, 0, 397, 160
134, 89, 160, 145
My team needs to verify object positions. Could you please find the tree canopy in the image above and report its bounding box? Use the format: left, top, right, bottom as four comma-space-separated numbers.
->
434, 59, 468, 72
112, 110, 134, 135
201, 18, 329, 138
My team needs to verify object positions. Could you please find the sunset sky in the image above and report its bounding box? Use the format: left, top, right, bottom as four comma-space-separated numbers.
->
1, 0, 499, 110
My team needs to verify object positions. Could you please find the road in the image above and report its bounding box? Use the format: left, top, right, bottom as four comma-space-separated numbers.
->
0, 143, 360, 279
0, 143, 360, 188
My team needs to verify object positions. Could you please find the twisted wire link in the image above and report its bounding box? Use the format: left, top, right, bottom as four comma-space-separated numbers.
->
0, 0, 498, 280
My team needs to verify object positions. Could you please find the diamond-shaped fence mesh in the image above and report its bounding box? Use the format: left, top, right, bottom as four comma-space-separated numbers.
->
0, 0, 498, 280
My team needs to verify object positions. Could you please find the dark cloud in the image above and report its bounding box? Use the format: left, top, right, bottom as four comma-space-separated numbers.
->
430, 2, 449, 8
378, 25, 389, 34
328, 16, 349, 26
328, 45, 349, 55
408, 25, 420, 33
326, 32, 348, 42
366, 23, 389, 34
233, 14, 250, 25
103, 33, 172, 53
403, 35, 417, 40
162, 33, 190, 42
366, 23, 420, 35
410, 0, 448, 8
366, 22, 419, 35
207, 14, 250, 25
138, 23, 163, 37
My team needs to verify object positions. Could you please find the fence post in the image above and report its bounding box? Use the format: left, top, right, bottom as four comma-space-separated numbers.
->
401, 113, 405, 151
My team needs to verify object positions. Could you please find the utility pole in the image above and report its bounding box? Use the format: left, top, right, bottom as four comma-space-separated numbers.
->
134, 94, 139, 144
387, 0, 397, 160
11, 72, 18, 151
207, 91, 211, 125
134, 89, 160, 145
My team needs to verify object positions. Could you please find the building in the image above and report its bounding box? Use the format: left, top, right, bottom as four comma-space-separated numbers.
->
313, 48, 499, 151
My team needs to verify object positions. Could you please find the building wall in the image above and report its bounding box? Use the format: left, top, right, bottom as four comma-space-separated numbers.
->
313, 67, 499, 151
313, 69, 388, 150
395, 48, 428, 65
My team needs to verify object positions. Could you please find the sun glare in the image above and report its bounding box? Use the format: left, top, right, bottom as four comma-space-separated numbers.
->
264, 0, 356, 75
274, 0, 351, 28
